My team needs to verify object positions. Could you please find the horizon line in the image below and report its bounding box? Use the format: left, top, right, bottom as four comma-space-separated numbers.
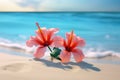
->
0, 11, 120, 13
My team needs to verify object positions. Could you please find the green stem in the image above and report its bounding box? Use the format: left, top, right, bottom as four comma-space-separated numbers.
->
48, 46, 52, 52
47, 46, 53, 61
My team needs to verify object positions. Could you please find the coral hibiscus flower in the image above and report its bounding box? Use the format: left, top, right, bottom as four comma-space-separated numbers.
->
26, 22, 61, 59
59, 31, 85, 63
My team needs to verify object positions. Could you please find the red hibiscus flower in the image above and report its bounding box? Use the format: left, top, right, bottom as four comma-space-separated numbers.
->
26, 22, 62, 59
59, 31, 85, 63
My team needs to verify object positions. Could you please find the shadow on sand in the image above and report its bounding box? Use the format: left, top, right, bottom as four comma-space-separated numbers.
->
33, 58, 101, 72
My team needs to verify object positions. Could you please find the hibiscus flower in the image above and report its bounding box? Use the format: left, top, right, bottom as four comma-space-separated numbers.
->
26, 22, 61, 59
59, 31, 85, 63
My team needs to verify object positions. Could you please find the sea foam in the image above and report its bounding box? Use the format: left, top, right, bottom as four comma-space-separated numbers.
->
84, 48, 120, 58
0, 38, 120, 58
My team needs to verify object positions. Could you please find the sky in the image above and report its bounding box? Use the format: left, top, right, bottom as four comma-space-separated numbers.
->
0, 0, 120, 11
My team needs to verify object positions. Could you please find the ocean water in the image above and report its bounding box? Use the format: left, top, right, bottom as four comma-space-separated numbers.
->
0, 12, 120, 58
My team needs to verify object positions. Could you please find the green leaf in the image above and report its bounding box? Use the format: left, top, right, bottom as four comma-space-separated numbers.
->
50, 47, 61, 60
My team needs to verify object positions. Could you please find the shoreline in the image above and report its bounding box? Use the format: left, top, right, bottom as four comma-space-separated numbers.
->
0, 52, 120, 80
0, 45, 120, 65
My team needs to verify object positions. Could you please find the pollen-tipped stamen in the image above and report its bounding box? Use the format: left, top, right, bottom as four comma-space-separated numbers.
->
36, 22, 46, 42
67, 30, 74, 47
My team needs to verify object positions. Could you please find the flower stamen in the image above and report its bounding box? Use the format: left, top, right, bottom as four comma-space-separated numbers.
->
67, 30, 74, 47
36, 22, 46, 42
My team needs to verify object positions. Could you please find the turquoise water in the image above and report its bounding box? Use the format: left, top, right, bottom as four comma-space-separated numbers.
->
0, 12, 120, 58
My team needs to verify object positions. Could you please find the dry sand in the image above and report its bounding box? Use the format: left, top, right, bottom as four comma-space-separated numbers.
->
0, 53, 120, 80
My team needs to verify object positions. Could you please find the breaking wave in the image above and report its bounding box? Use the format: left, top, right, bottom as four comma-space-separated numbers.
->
0, 37, 120, 58
84, 48, 120, 58
0, 38, 34, 52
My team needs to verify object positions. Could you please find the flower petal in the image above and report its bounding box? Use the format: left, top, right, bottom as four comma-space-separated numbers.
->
26, 36, 40, 47
77, 37, 85, 47
72, 48, 84, 63
47, 28, 59, 41
70, 35, 85, 49
59, 50, 71, 63
26, 40, 33, 47
52, 36, 64, 47
34, 47, 46, 59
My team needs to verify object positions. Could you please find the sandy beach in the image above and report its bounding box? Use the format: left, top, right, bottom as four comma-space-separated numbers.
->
0, 53, 119, 80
